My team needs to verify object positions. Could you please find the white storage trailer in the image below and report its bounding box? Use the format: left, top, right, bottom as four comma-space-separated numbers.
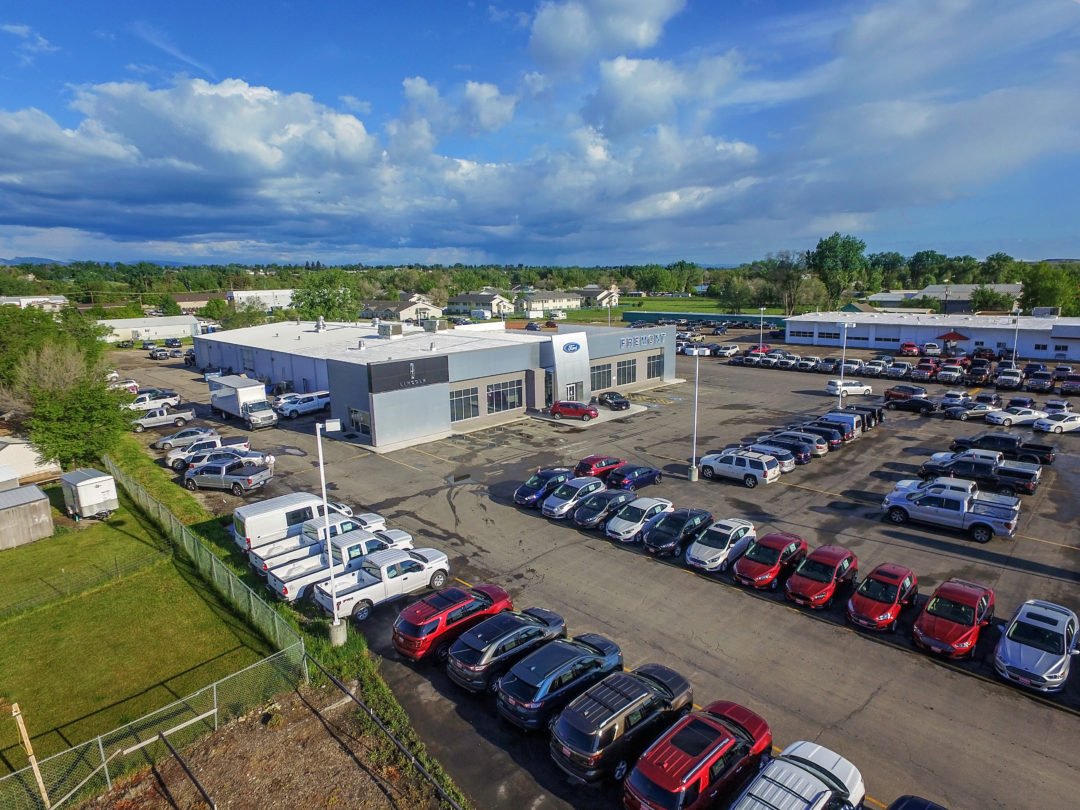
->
59, 469, 119, 520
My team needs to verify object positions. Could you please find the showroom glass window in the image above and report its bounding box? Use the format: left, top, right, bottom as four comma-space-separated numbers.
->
646, 353, 664, 379
450, 388, 479, 422
487, 379, 523, 413
617, 359, 637, 386
591, 364, 612, 391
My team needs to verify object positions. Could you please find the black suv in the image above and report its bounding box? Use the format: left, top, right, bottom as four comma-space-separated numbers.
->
597, 391, 631, 411
496, 634, 623, 730
550, 664, 694, 783
164, 338, 182, 348
643, 508, 713, 558
446, 608, 566, 694
571, 490, 637, 530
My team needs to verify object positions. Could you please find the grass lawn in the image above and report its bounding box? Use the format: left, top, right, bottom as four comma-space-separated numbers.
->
559, 300, 786, 324
0, 557, 271, 773
109, 434, 214, 526
0, 487, 169, 619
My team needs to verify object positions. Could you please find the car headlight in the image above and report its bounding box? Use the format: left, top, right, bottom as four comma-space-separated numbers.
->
1045, 670, 1066, 681
811, 591, 829, 601
876, 612, 893, 622
953, 640, 972, 650
754, 573, 770, 582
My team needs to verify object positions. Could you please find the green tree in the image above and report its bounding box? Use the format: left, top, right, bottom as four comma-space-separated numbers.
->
291, 269, 360, 321
1019, 263, 1079, 314
199, 297, 230, 322
0, 343, 130, 468
907, 250, 947, 288
221, 302, 270, 330
159, 295, 182, 315
807, 233, 867, 311
969, 286, 1016, 312
866, 252, 906, 289
982, 252, 1022, 283
764, 252, 808, 316
719, 275, 752, 313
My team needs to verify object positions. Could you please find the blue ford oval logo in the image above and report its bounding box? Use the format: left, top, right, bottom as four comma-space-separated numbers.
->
563, 342, 581, 353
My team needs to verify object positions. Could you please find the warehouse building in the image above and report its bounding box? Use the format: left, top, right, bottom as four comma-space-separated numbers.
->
784, 311, 1080, 361
228, 289, 295, 310
194, 320, 675, 450
97, 315, 200, 343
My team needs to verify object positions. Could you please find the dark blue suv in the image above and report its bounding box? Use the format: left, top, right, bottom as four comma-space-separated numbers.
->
514, 467, 573, 508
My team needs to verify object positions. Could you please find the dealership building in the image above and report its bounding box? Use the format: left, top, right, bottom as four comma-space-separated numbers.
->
783, 311, 1080, 361
193, 321, 675, 449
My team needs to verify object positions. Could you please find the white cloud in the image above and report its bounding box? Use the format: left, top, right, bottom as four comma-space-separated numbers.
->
1, 24, 31, 38
462, 81, 517, 131
1, 22, 59, 66
339, 95, 371, 114
530, 0, 687, 70
130, 21, 215, 79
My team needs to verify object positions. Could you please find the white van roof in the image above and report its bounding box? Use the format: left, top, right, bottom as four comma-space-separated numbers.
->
733, 741, 863, 810
234, 492, 321, 520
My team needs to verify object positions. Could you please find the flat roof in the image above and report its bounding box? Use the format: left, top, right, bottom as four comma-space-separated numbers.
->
786, 311, 1079, 331
97, 315, 199, 328
195, 321, 551, 364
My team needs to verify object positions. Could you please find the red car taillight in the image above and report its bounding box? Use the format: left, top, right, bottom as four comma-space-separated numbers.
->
282, 585, 288, 596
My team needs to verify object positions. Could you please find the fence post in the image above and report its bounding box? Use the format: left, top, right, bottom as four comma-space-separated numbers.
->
98, 735, 111, 790
212, 682, 218, 731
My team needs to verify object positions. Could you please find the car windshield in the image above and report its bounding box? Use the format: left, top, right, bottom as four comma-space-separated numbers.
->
617, 505, 646, 523
394, 617, 438, 637
552, 715, 602, 753
1007, 620, 1064, 654
550, 483, 577, 500
522, 474, 546, 488
743, 542, 780, 565
925, 596, 975, 626
794, 558, 835, 583
857, 577, 899, 603
697, 528, 732, 550
627, 770, 681, 810
577, 494, 605, 511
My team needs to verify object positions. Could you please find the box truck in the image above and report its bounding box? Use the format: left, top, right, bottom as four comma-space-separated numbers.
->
208, 375, 279, 430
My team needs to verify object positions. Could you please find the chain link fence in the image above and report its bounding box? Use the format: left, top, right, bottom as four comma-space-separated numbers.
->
0, 643, 306, 810
101, 456, 303, 651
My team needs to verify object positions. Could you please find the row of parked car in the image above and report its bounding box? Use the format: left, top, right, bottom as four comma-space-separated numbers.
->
879, 384, 1080, 432
386, 582, 921, 809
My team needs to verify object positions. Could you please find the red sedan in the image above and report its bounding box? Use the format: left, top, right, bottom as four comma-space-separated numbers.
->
784, 545, 858, 609
732, 532, 807, 591
392, 584, 513, 663
847, 563, 919, 632
912, 579, 995, 659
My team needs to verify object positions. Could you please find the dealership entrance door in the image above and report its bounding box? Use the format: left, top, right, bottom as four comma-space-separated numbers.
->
565, 382, 582, 400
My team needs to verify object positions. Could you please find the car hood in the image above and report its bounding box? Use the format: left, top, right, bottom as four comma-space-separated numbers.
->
734, 558, 777, 579
410, 548, 449, 566
916, 614, 971, 646
995, 637, 1065, 675
514, 485, 542, 499
893, 478, 929, 493
606, 516, 642, 534
786, 574, 832, 598
849, 592, 895, 618
686, 542, 730, 564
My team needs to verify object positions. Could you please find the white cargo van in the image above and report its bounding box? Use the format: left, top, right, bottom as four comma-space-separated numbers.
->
232, 492, 325, 551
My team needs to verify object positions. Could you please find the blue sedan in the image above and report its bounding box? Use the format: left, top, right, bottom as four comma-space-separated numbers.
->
605, 464, 663, 491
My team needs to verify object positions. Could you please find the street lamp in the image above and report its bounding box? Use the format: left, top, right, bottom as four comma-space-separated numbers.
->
687, 351, 700, 482
607, 301, 613, 328
942, 277, 952, 314
836, 322, 852, 409
316, 416, 347, 647
758, 307, 766, 351
1012, 307, 1021, 362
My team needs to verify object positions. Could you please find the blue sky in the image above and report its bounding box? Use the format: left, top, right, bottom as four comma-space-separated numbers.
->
1, 0, 1079, 265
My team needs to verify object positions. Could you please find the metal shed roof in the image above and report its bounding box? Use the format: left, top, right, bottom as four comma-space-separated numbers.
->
0, 484, 47, 510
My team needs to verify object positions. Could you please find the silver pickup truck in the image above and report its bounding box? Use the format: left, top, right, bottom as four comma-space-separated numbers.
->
131, 407, 196, 432
166, 436, 251, 470
248, 512, 389, 576
882, 485, 1020, 543
183, 460, 272, 496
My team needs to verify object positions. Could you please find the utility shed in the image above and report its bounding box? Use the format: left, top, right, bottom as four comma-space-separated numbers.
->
0, 485, 54, 550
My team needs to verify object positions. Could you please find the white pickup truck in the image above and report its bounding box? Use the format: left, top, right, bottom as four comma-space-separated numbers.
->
313, 547, 450, 621
248, 512, 389, 576
166, 435, 251, 470
274, 391, 331, 419
266, 530, 412, 602
125, 390, 181, 411
131, 407, 196, 432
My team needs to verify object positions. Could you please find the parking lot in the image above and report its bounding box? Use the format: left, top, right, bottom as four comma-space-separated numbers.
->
118, 347, 1080, 809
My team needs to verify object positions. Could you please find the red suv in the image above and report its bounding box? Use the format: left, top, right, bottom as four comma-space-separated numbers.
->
392, 584, 513, 662
574, 454, 626, 478
550, 400, 600, 422
912, 578, 995, 659
624, 701, 772, 810
732, 532, 807, 591
899, 341, 919, 356
784, 545, 858, 609
883, 384, 929, 401
847, 563, 918, 632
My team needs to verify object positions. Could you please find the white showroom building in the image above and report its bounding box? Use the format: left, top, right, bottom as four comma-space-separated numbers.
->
193, 321, 675, 450
784, 311, 1080, 361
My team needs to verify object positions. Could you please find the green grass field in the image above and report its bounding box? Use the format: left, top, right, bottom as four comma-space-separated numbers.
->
559, 299, 785, 323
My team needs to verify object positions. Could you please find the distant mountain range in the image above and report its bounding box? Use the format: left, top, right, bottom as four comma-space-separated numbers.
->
0, 256, 66, 266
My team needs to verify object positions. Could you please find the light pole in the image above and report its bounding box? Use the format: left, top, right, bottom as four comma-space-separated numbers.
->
607, 301, 612, 328
942, 277, 951, 314
758, 306, 766, 350
687, 351, 700, 482
1012, 307, 1021, 362
836, 322, 852, 409
316, 416, 347, 647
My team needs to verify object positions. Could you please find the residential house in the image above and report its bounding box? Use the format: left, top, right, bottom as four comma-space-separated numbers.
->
445, 292, 514, 318
361, 299, 444, 322
0, 434, 62, 483
571, 284, 619, 308
866, 290, 918, 307
0, 295, 69, 311
515, 291, 583, 318
172, 291, 227, 313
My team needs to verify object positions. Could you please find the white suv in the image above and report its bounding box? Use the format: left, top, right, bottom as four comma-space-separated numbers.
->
826, 379, 873, 397
699, 450, 780, 488
731, 740, 865, 810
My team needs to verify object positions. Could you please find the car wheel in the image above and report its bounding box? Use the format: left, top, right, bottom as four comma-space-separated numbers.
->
289, 411, 299, 419
174, 418, 187, 426
581, 414, 591, 422
161, 442, 174, 450
133, 424, 145, 433
888, 507, 908, 525
1020, 454, 1039, 464
655, 473, 662, 483
172, 460, 186, 472
701, 465, 715, 479
1002, 419, 1012, 426
552, 412, 562, 420
613, 760, 629, 782
352, 600, 373, 622
435, 643, 451, 663
673, 543, 683, 558
997, 486, 1015, 496
185, 479, 197, 491
486, 675, 501, 696
429, 570, 448, 589
887, 619, 898, 634
231, 483, 244, 497
743, 475, 758, 488
959, 413, 968, 421
970, 525, 992, 544
886, 402, 897, 410
768, 577, 779, 591
1054, 426, 1064, 434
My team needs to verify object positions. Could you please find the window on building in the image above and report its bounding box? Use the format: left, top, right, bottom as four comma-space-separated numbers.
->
996, 341, 1006, 348
646, 353, 664, 379
449, 388, 479, 422
974, 341, 984, 347
789, 329, 814, 338
1055, 345, 1068, 352
1034, 344, 1048, 351
849, 335, 868, 341
818, 331, 840, 340
487, 379, 523, 413
590, 364, 612, 391
875, 337, 899, 344
617, 359, 637, 386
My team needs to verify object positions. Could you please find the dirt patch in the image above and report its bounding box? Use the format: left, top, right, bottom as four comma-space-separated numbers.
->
81, 684, 442, 810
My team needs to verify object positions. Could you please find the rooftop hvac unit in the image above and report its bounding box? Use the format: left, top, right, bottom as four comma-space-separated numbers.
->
423, 319, 447, 332
377, 322, 403, 339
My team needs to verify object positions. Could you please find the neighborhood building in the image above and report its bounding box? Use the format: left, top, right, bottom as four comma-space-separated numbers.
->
445, 293, 514, 318
228, 289, 295, 310
911, 283, 1022, 314
571, 284, 620, 308
0, 295, 69, 311
96, 315, 201, 343
169, 291, 227, 313
515, 291, 584, 318
360, 298, 444, 322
